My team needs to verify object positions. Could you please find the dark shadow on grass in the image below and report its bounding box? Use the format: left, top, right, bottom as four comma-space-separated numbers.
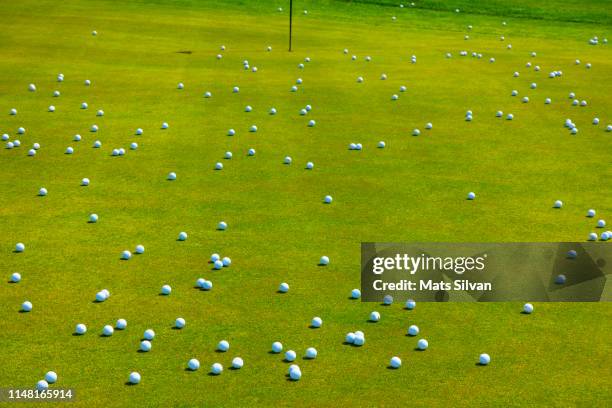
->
366, 320, 378, 323
125, 382, 137, 386
276, 290, 287, 294
137, 349, 148, 353
475, 362, 488, 366
18, 310, 29, 314
207, 372, 220, 376
386, 365, 398, 370
413, 347, 426, 351
268, 351, 280, 355
171, 326, 181, 330
228, 366, 239, 371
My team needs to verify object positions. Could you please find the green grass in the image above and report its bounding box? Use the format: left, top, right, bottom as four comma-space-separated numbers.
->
0, 0, 611, 406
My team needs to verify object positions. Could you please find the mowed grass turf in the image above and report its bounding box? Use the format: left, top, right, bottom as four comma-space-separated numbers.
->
1, 0, 611, 406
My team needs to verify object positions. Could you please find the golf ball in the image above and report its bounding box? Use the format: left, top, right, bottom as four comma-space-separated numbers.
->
211, 363, 223, 375
175, 318, 186, 329
45, 371, 57, 384
21, 301, 33, 312
479, 353, 491, 365
75, 324, 87, 334
11, 272, 21, 283
311, 317, 323, 328
144, 329, 155, 340
272, 342, 283, 353
140, 340, 152, 352
285, 350, 296, 362
161, 284, 172, 295
188, 358, 200, 371
523, 303, 534, 314
232, 357, 244, 369
408, 325, 419, 336
217, 340, 230, 352
116, 319, 127, 330
129, 372, 141, 384
417, 339, 428, 350
279, 282, 289, 293
390, 356, 402, 368
351, 289, 361, 299
306, 348, 317, 359
370, 311, 381, 322
103, 325, 114, 336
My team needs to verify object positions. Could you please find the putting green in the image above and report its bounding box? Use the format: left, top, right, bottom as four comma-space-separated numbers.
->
0, 0, 610, 406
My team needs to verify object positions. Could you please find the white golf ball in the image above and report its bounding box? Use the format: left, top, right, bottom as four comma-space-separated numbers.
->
89, 214, 98, 223
284, 156, 292, 164
21, 301, 33, 312
177, 83, 184, 90
90, 125, 98, 132
36, 380, 48, 390
75, 323, 87, 334
250, 125, 258, 132
479, 353, 491, 365
161, 284, 172, 295
93, 140, 101, 148
378, 141, 386, 148
289, 367, 301, 380
269, 107, 277, 115
370, 311, 381, 322
140, 340, 152, 352
553, 200, 563, 208
311, 317, 323, 328
306, 348, 317, 359
95, 291, 107, 302
597, 219, 606, 228
390, 356, 402, 368
408, 325, 419, 336
167, 172, 177, 181
272, 342, 283, 353
175, 317, 185, 329
217, 340, 230, 352
213, 260, 223, 270
279, 282, 289, 293
417, 339, 428, 350
587, 209, 596, 218
188, 358, 200, 371
233, 86, 239, 93
588, 232, 598, 241
84, 79, 91, 86
232, 357, 244, 369
48, 105, 55, 112
324, 195, 333, 204
10, 108, 17, 115
129, 372, 141, 384
121, 250, 132, 260
412, 129, 420, 136
39, 188, 48, 196
161, 122, 168, 129
143, 329, 155, 340
18, 127, 25, 134
248, 148, 256, 156
135, 245, 144, 254
245, 105, 252, 112
351, 289, 361, 299
116, 319, 127, 330
28, 84, 36, 92
65, 147, 74, 154
11, 272, 21, 283
306, 162, 314, 170
346, 332, 356, 344
523, 303, 534, 314
215, 162, 223, 170
103, 325, 114, 336
285, 350, 296, 362
178, 232, 188, 241
211, 363, 223, 375
45, 371, 57, 384
130, 142, 138, 150
15, 243, 25, 252
96, 109, 104, 117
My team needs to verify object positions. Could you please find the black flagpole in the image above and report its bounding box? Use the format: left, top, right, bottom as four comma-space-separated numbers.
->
289, 0, 293, 51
